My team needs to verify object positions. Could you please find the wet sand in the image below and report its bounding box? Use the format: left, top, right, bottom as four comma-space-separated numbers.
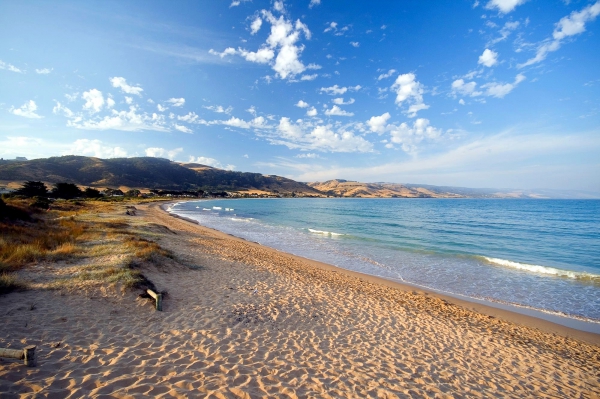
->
1, 201, 599, 398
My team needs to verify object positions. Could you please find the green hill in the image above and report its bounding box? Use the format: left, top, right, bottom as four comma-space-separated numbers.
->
0, 156, 322, 194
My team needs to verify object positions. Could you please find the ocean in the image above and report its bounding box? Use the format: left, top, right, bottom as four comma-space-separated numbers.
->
168, 198, 600, 325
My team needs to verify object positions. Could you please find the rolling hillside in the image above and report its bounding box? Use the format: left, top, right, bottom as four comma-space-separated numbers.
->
0, 156, 322, 195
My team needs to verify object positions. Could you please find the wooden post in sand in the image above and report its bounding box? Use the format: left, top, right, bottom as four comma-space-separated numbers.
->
0, 345, 36, 367
147, 289, 163, 311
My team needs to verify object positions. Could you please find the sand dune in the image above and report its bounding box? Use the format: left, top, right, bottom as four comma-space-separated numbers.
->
0, 202, 599, 398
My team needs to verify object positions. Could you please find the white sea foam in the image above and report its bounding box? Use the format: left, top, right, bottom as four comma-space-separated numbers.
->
483, 257, 600, 282
308, 228, 344, 236
202, 208, 211, 211
213, 206, 222, 210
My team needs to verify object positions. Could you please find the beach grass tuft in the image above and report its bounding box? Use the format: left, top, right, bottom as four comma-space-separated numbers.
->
0, 273, 27, 295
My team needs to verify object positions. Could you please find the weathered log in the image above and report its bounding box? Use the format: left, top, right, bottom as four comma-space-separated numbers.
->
146, 289, 163, 311
0, 345, 36, 367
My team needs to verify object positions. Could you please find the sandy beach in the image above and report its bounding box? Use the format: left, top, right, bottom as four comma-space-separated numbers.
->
1, 201, 599, 398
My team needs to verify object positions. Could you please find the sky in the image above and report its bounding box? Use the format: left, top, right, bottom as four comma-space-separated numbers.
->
1, 0, 599, 192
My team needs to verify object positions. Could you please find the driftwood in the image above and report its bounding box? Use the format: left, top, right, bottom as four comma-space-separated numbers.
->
147, 289, 163, 311
0, 345, 36, 367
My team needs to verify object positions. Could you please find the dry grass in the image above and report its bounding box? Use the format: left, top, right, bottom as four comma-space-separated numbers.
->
0, 273, 27, 295
0, 198, 174, 294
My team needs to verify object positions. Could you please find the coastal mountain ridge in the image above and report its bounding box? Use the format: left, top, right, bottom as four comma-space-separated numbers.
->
0, 156, 594, 198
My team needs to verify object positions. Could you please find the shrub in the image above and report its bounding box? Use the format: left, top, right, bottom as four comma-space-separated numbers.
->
0, 273, 26, 295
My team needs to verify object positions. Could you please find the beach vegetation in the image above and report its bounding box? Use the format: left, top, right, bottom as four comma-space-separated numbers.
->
14, 181, 49, 197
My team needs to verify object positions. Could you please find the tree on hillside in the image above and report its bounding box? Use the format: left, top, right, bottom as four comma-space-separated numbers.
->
51, 183, 83, 199
14, 181, 48, 197
84, 187, 103, 198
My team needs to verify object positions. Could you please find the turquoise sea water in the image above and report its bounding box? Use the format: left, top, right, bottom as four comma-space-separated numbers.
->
169, 199, 600, 323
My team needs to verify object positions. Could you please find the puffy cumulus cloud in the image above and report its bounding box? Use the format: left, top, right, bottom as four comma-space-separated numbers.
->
451, 79, 482, 97
389, 118, 442, 154
106, 96, 115, 108
324, 105, 354, 117
215, 116, 270, 130
367, 112, 391, 134
177, 112, 202, 123
332, 97, 355, 105
309, 0, 321, 8
209, 10, 315, 79
9, 100, 43, 119
306, 107, 318, 116
188, 156, 235, 171
391, 73, 429, 117
320, 84, 361, 95
482, 73, 525, 98
35, 68, 52, 74
268, 117, 373, 153
167, 98, 185, 107
67, 139, 128, 158
250, 17, 262, 35
157, 104, 167, 112
145, 147, 183, 160
0, 60, 23, 73
82, 89, 105, 113
350, 41, 360, 47
324, 22, 338, 33
377, 69, 397, 80
478, 49, 498, 67
485, 0, 526, 14
295, 100, 309, 108
125, 96, 133, 105
519, 1, 600, 68
110, 77, 144, 96
203, 105, 233, 114
174, 124, 192, 133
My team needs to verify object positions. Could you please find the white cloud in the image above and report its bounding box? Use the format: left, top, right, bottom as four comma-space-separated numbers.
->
35, 68, 52, 74
68, 139, 127, 158
9, 100, 43, 119
350, 41, 360, 47
306, 107, 318, 116
250, 17, 262, 35
174, 124, 192, 133
167, 98, 185, 107
324, 22, 337, 33
488, 21, 520, 45
66, 106, 169, 132
478, 49, 498, 67
203, 105, 233, 114
391, 73, 429, 117
300, 73, 318, 81
459, 99, 466, 105
367, 112, 391, 134
269, 117, 373, 152
125, 96, 133, 105
485, 0, 526, 13
65, 92, 79, 102
332, 97, 355, 105
177, 112, 200, 123
451, 79, 481, 97
324, 105, 354, 117
296, 100, 309, 108
519, 1, 600, 68
188, 156, 235, 170
389, 118, 442, 154
82, 89, 105, 113
157, 104, 167, 112
482, 73, 525, 98
210, 10, 314, 80
309, 0, 321, 8
106, 97, 115, 108
296, 153, 319, 158
273, 1, 285, 12
320, 84, 361, 95
110, 77, 144, 96
52, 101, 74, 118
145, 147, 183, 159
0, 60, 23, 73
377, 69, 397, 80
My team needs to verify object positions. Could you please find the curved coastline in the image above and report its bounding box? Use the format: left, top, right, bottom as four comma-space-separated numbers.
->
159, 200, 600, 345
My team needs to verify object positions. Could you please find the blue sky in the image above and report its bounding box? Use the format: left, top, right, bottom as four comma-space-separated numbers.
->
1, 0, 599, 192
